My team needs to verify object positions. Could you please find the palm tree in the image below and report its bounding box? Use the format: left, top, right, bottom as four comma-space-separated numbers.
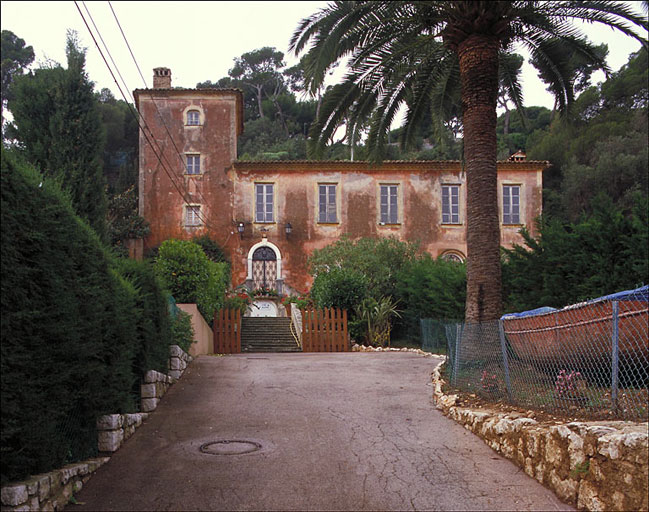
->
290, 1, 647, 322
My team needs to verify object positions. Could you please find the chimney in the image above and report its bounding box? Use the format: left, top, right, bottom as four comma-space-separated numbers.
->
153, 67, 171, 89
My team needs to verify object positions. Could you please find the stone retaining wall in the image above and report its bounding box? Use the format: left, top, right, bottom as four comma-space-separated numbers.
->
0, 458, 110, 512
1, 345, 192, 511
432, 367, 648, 511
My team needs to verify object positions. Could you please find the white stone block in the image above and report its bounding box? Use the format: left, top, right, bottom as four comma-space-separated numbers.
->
28, 495, 39, 511
168, 369, 182, 380
169, 345, 182, 358
140, 383, 157, 398
35, 474, 50, 502
124, 425, 135, 440
169, 357, 182, 370
96, 414, 123, 431
578, 480, 605, 511
144, 370, 159, 383
24, 478, 39, 496
1, 484, 28, 506
98, 429, 124, 452
141, 398, 159, 412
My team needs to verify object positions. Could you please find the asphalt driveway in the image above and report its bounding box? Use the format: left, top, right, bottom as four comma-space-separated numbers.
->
69, 353, 572, 511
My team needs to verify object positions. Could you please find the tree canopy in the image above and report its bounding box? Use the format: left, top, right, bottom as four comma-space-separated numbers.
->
290, 0, 648, 321
8, 31, 108, 240
0, 30, 34, 138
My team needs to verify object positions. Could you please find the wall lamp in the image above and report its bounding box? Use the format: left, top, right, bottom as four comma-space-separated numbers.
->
237, 222, 245, 237
285, 222, 293, 237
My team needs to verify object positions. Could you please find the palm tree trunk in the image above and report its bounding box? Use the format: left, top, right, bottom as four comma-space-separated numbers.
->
458, 34, 502, 323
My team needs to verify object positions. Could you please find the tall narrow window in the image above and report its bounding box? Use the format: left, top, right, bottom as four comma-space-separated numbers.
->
185, 205, 201, 226
318, 184, 337, 223
442, 185, 460, 224
187, 110, 200, 125
380, 184, 399, 224
503, 185, 520, 224
255, 183, 274, 223
186, 154, 200, 175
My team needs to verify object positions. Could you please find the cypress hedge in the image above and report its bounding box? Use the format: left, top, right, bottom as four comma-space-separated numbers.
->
0, 150, 170, 483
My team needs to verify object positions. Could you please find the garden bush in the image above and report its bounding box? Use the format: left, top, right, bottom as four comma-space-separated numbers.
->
192, 234, 230, 264
115, 258, 172, 382
1, 150, 138, 483
171, 310, 196, 353
154, 239, 229, 324
311, 267, 369, 312
502, 192, 649, 312
309, 236, 418, 300
394, 255, 466, 340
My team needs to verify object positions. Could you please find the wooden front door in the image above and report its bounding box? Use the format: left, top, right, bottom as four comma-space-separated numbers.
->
252, 246, 277, 290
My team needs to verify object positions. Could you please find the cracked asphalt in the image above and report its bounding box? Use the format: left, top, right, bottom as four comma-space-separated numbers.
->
69, 353, 573, 511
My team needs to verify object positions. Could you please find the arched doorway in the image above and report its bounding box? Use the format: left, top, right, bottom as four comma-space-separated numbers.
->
246, 241, 284, 318
246, 240, 284, 294
252, 246, 277, 290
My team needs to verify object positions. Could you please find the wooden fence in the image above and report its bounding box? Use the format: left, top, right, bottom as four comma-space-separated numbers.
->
301, 308, 349, 352
213, 308, 241, 354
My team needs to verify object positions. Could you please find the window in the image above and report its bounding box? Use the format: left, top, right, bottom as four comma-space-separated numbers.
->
441, 251, 465, 263
255, 183, 274, 223
187, 110, 200, 125
503, 185, 521, 224
185, 205, 201, 226
442, 185, 460, 224
318, 184, 337, 223
380, 184, 399, 224
186, 154, 200, 175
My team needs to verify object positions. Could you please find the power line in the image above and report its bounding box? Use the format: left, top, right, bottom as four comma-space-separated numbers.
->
76, 1, 219, 234
74, 1, 202, 226
107, 1, 220, 222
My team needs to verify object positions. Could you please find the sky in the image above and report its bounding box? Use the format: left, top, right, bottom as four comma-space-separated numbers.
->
1, 1, 646, 113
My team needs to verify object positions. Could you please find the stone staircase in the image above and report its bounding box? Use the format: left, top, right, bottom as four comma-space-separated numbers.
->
240, 317, 301, 353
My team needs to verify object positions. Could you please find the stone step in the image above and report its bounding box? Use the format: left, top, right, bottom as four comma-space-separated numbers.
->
239, 316, 300, 352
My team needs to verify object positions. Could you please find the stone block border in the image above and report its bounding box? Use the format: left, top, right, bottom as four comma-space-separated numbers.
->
0, 458, 110, 512
351, 343, 437, 357
432, 366, 648, 511
1, 345, 192, 511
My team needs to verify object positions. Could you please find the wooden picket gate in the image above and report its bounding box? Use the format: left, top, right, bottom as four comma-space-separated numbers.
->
301, 308, 349, 352
213, 308, 241, 354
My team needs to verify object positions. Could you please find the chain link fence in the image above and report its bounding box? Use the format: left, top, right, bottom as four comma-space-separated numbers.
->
440, 286, 648, 421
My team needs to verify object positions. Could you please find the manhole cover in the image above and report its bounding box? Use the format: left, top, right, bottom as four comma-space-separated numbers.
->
200, 440, 263, 455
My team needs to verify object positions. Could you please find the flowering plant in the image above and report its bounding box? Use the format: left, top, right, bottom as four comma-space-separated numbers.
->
223, 286, 252, 313
480, 371, 499, 393
251, 287, 278, 297
281, 294, 312, 309
555, 370, 583, 397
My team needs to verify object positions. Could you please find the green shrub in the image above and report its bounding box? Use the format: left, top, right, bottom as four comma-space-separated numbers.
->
171, 310, 196, 353
311, 267, 369, 312
309, 236, 418, 300
192, 234, 229, 264
394, 255, 466, 339
1, 150, 138, 483
115, 258, 172, 380
502, 193, 649, 312
154, 239, 229, 324
355, 296, 402, 347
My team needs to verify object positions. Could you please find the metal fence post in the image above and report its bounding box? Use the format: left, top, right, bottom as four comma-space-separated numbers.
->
453, 323, 461, 386
611, 301, 620, 410
498, 319, 513, 401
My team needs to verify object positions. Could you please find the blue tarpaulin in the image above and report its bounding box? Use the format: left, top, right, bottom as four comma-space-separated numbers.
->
501, 285, 649, 320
